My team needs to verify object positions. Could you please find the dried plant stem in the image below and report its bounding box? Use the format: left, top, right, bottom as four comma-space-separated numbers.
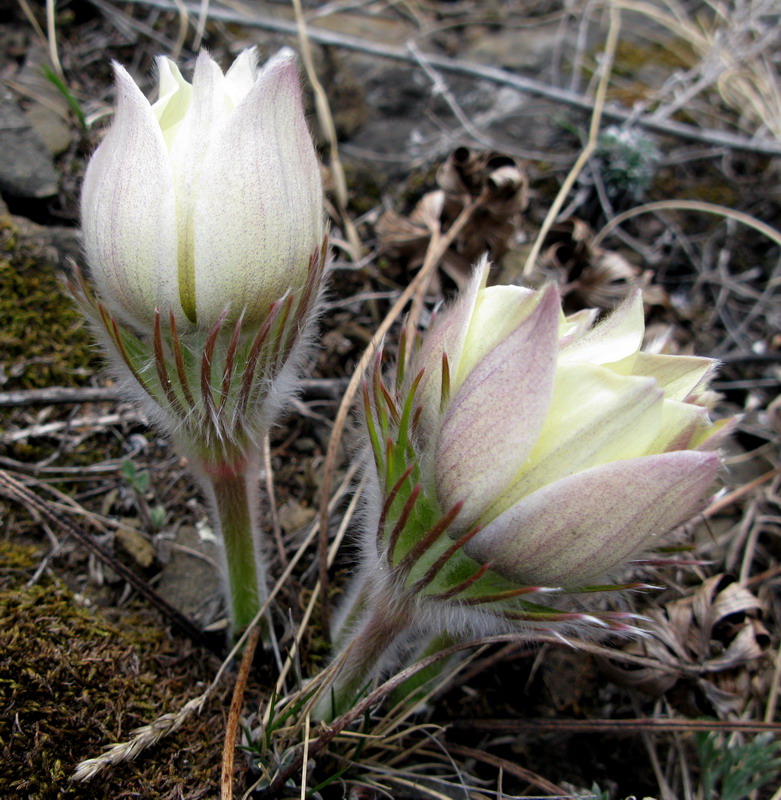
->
316, 197, 482, 637
45, 0, 63, 77
263, 628, 693, 796
523, 2, 621, 277
221, 625, 261, 800
592, 199, 781, 250
292, 0, 361, 261
268, 474, 365, 712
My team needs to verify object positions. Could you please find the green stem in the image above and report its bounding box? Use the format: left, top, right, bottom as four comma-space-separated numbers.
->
316, 587, 413, 721
199, 449, 265, 635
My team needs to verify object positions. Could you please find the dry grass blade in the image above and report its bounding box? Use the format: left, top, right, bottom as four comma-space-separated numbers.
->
615, 0, 781, 138
291, 0, 360, 261
523, 3, 621, 277
446, 743, 568, 796
221, 625, 261, 800
593, 199, 781, 250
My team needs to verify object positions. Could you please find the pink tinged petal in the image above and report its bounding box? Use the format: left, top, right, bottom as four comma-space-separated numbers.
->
558, 289, 645, 368
455, 283, 540, 390
413, 258, 487, 442
489, 364, 664, 515
435, 285, 561, 529
194, 51, 324, 326
630, 352, 715, 401
81, 63, 178, 329
465, 451, 721, 586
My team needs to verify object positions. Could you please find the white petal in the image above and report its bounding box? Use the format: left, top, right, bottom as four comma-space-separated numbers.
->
153, 57, 192, 144
224, 48, 258, 107
559, 289, 645, 367
81, 63, 178, 328
169, 51, 234, 323
193, 52, 323, 325
465, 451, 721, 586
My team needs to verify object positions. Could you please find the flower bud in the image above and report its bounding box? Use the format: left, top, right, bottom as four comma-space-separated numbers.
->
425, 260, 722, 587
81, 48, 323, 330
321, 260, 727, 716
355, 258, 726, 640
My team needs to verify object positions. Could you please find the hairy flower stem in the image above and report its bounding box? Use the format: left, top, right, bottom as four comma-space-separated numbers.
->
198, 450, 266, 635
317, 590, 413, 720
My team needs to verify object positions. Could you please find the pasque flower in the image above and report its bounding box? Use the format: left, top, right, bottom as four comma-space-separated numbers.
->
319, 257, 725, 717
72, 48, 326, 634
81, 47, 323, 330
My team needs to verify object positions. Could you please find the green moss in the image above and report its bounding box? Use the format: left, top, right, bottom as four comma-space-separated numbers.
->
612, 38, 693, 77
0, 540, 220, 799
0, 216, 98, 391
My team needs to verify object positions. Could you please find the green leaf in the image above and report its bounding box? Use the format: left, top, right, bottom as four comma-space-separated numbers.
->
41, 65, 86, 130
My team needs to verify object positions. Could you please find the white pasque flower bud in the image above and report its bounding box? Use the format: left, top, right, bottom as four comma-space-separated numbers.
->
81, 48, 323, 330
418, 258, 724, 588
320, 260, 727, 717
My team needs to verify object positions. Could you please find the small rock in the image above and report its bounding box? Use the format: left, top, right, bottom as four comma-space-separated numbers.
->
17, 44, 74, 156
155, 525, 221, 622
0, 90, 59, 198
115, 523, 156, 569
278, 498, 316, 534
463, 23, 570, 73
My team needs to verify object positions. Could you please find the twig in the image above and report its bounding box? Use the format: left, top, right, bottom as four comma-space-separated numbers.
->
221, 625, 261, 800
110, 0, 781, 156
450, 718, 781, 734
0, 379, 347, 407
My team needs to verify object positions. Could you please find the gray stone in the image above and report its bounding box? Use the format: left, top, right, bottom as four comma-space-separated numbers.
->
17, 44, 74, 156
0, 90, 59, 198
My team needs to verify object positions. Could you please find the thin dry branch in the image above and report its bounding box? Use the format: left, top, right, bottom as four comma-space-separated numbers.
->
109, 0, 781, 156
